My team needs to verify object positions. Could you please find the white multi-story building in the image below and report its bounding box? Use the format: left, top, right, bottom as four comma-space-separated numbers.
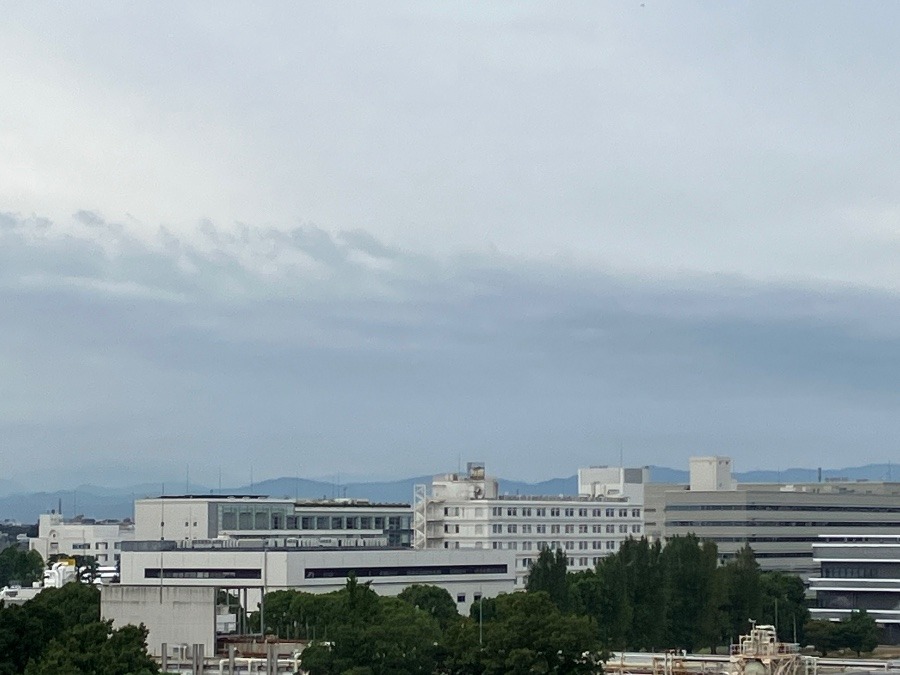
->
30, 513, 135, 565
135, 495, 412, 548
414, 462, 647, 586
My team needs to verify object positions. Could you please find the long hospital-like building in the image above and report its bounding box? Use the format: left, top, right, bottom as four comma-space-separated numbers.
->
415, 462, 647, 586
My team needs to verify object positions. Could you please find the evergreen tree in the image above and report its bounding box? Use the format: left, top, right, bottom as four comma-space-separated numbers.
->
525, 547, 569, 611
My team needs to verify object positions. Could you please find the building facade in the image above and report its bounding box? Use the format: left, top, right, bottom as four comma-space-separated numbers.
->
809, 534, 900, 644
645, 457, 900, 578
414, 463, 646, 586
30, 513, 134, 565
135, 496, 413, 548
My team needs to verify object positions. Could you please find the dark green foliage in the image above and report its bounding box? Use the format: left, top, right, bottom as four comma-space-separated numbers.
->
0, 582, 101, 674
839, 610, 879, 656
0, 546, 43, 587
24, 621, 158, 675
759, 571, 809, 643
481, 591, 601, 674
525, 547, 569, 611
397, 584, 459, 629
661, 534, 723, 652
804, 619, 839, 656
721, 544, 762, 643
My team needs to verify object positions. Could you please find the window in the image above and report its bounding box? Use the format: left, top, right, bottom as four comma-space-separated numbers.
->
632, 525, 641, 534
579, 557, 588, 567
578, 524, 588, 534
618, 509, 628, 518
592, 557, 602, 566
359, 517, 372, 529
592, 509, 602, 517
522, 559, 531, 568
509, 542, 518, 550
564, 508, 574, 517
605, 541, 616, 550
550, 524, 560, 534
457, 593, 466, 603
593, 541, 602, 549
474, 592, 483, 601
374, 517, 385, 529
492, 507, 502, 516
331, 517, 344, 529
605, 508, 614, 518
507, 508, 518, 517
550, 508, 560, 517
619, 525, 628, 533
522, 524, 532, 533
592, 525, 602, 533
631, 508, 641, 518
492, 542, 501, 549
578, 508, 588, 517
317, 517, 329, 530
564, 525, 574, 534
564, 541, 574, 550
578, 541, 588, 550
536, 524, 546, 534
606, 525, 615, 533
536, 508, 546, 517
492, 524, 502, 534
507, 524, 517, 534
523, 508, 532, 517
522, 542, 532, 550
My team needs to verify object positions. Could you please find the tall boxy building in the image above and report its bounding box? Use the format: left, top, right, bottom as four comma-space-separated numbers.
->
414, 462, 646, 586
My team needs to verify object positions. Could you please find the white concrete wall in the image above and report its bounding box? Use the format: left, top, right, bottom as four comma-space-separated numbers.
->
30, 514, 134, 565
101, 585, 216, 658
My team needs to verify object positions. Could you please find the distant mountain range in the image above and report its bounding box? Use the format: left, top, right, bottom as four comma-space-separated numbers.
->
1, 463, 897, 523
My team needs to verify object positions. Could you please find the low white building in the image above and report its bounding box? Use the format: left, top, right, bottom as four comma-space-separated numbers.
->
105, 541, 516, 657
30, 513, 134, 565
414, 463, 647, 586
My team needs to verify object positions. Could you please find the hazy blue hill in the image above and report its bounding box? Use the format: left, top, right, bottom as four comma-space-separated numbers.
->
3, 463, 899, 523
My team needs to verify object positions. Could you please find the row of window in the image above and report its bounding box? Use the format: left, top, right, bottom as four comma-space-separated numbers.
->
485, 523, 641, 535
70, 541, 117, 550
477, 507, 640, 519
667, 520, 900, 528
220, 514, 409, 532
668, 504, 900, 513
520, 557, 603, 569
304, 564, 508, 579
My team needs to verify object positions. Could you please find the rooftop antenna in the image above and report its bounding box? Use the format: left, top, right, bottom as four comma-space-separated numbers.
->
250, 466, 254, 494
185, 464, 190, 494
218, 466, 222, 494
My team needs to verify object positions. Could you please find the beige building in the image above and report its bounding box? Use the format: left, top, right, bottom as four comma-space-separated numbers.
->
645, 457, 900, 577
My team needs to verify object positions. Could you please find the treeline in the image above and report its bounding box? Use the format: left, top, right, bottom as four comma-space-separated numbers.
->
0, 582, 157, 675
529, 535, 809, 652
262, 535, 817, 673
263, 577, 602, 674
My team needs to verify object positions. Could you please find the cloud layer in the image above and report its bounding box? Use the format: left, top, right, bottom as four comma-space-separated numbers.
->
1, 212, 898, 488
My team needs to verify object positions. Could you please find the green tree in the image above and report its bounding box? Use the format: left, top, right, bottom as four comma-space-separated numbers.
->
397, 584, 459, 629
0, 581, 100, 675
804, 619, 839, 656
525, 547, 569, 611
24, 621, 158, 675
0, 547, 43, 587
721, 544, 762, 643
661, 535, 724, 652
759, 571, 809, 644
838, 610, 879, 656
469, 591, 601, 674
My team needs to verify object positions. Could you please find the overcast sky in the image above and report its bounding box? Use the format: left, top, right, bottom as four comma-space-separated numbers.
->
2, 2, 899, 490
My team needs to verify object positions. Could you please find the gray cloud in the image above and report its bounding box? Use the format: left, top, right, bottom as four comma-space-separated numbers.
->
0, 213, 898, 489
